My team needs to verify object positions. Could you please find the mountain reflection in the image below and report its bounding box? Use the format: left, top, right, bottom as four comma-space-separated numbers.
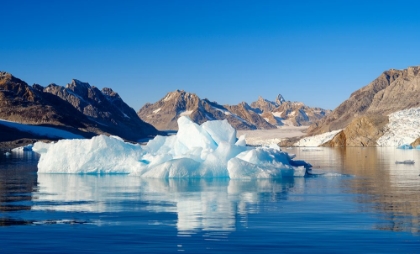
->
34, 175, 296, 232
295, 147, 420, 234
0, 151, 38, 213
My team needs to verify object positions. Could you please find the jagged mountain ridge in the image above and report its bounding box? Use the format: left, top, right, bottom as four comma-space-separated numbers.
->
138, 90, 329, 130
0, 72, 157, 142
250, 95, 331, 126
138, 90, 277, 130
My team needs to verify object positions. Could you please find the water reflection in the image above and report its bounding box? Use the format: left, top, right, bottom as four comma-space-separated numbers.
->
293, 147, 420, 234
2, 148, 420, 235
0, 151, 38, 213
34, 175, 297, 232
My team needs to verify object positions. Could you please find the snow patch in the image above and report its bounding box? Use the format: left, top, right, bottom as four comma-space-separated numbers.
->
0, 119, 84, 139
179, 110, 193, 116
273, 112, 283, 117
211, 106, 231, 115
163, 93, 174, 102
153, 108, 161, 114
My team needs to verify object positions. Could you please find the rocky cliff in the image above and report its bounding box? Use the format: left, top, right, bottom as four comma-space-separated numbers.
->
308, 66, 420, 136
0, 72, 157, 142
321, 115, 389, 147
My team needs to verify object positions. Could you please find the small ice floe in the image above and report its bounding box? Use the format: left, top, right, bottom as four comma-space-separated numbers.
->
395, 160, 415, 165
301, 148, 322, 152
306, 171, 352, 177
11, 144, 33, 152
4, 151, 11, 156
397, 144, 413, 150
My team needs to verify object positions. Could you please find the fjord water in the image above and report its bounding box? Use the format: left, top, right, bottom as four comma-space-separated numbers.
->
1, 148, 419, 253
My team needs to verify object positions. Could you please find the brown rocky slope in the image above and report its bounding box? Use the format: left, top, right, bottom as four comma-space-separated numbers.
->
308, 66, 420, 136
321, 115, 389, 147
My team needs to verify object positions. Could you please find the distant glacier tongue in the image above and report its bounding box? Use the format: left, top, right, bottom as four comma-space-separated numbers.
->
33, 116, 311, 178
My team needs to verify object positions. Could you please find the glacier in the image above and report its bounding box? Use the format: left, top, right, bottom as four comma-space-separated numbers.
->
33, 116, 311, 178
294, 129, 342, 147
376, 107, 420, 147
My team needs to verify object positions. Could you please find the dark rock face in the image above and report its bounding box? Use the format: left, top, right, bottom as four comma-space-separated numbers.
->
307, 66, 420, 136
0, 72, 91, 128
0, 72, 157, 142
138, 90, 277, 130
44, 79, 157, 140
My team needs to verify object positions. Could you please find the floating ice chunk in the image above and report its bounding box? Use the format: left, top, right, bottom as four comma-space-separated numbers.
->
35, 135, 144, 174
34, 116, 311, 178
395, 160, 415, 165
227, 147, 307, 179
12, 144, 33, 152
397, 144, 412, 150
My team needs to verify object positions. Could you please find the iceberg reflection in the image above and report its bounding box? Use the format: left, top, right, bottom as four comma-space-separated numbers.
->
33, 175, 297, 232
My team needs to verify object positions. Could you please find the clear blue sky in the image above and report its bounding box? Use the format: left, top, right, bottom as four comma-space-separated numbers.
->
2, 0, 420, 111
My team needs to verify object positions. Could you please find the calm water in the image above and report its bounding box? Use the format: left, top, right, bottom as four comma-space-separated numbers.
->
1, 147, 420, 253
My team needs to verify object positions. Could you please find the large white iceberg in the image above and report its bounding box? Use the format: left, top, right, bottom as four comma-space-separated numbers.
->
33, 116, 311, 178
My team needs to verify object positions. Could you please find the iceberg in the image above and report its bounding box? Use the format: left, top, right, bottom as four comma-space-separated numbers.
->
33, 116, 311, 178
11, 144, 33, 152
397, 144, 412, 150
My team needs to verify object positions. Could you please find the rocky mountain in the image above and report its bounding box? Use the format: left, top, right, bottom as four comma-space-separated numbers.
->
250, 94, 285, 113
0, 72, 157, 143
138, 90, 329, 131
138, 90, 277, 130
250, 95, 331, 126
299, 66, 420, 147
308, 66, 420, 136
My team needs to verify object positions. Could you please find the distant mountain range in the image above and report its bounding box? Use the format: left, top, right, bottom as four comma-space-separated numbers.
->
286, 66, 420, 147
0, 72, 157, 144
138, 90, 330, 130
250, 95, 331, 127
